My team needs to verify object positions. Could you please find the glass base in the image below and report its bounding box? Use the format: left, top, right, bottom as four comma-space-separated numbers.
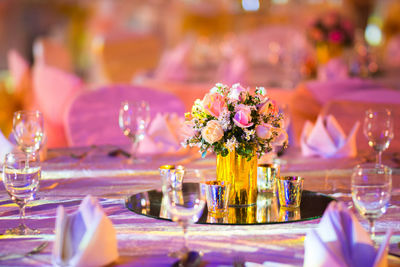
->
5, 224, 40, 235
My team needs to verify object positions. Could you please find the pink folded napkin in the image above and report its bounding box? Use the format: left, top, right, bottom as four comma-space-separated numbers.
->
153, 40, 191, 81
53, 195, 118, 267
317, 58, 349, 81
7, 49, 30, 89
304, 201, 392, 267
137, 113, 185, 155
301, 115, 359, 158
0, 130, 14, 163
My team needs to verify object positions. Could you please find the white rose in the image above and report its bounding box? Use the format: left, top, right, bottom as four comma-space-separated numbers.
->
201, 120, 224, 144
255, 123, 273, 139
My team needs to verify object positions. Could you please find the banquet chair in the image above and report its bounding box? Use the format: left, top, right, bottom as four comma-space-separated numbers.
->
289, 78, 386, 145
95, 32, 162, 83
65, 85, 185, 147
320, 90, 400, 154
33, 37, 73, 72
32, 63, 85, 147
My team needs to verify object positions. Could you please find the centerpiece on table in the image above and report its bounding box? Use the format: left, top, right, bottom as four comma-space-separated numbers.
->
307, 11, 354, 64
183, 83, 288, 207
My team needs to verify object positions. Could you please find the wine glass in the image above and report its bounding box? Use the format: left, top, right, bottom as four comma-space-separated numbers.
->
351, 163, 392, 240
363, 108, 394, 164
161, 169, 206, 258
3, 151, 41, 235
13, 110, 45, 154
118, 101, 150, 160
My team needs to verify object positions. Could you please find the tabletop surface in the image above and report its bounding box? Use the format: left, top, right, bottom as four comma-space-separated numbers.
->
0, 145, 399, 267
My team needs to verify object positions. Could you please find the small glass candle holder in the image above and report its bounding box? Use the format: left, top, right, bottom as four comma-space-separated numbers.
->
203, 181, 231, 217
277, 176, 304, 209
257, 163, 280, 194
159, 165, 185, 190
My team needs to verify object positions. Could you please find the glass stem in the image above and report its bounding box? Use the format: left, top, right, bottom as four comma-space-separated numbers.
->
368, 218, 375, 240
377, 151, 382, 165
182, 221, 189, 253
19, 203, 26, 227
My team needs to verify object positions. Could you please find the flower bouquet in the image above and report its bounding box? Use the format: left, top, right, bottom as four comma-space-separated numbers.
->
183, 83, 288, 206
307, 11, 354, 64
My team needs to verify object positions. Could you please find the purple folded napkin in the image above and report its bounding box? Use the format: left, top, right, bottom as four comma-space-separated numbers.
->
304, 201, 392, 267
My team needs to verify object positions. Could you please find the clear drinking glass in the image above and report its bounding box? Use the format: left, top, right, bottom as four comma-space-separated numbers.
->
161, 171, 206, 258
13, 110, 45, 154
3, 151, 41, 235
118, 101, 150, 160
363, 108, 394, 164
351, 163, 392, 239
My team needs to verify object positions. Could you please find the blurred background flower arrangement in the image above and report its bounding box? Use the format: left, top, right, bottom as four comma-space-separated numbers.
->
307, 11, 355, 64
183, 83, 288, 160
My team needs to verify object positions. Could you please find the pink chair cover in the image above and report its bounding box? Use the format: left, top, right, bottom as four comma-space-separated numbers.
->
33, 63, 84, 147
65, 85, 185, 147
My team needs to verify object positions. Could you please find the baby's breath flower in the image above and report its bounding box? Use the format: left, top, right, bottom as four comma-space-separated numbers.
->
226, 137, 238, 152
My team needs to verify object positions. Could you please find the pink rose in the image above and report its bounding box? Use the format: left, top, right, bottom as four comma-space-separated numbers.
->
258, 99, 279, 117
201, 120, 224, 144
228, 83, 248, 101
255, 123, 273, 139
233, 104, 253, 128
272, 127, 288, 146
202, 93, 226, 118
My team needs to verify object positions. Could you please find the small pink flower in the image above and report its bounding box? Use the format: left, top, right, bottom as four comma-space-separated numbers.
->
228, 83, 249, 101
233, 104, 253, 128
202, 92, 227, 118
255, 123, 273, 139
272, 127, 288, 146
258, 99, 279, 117
201, 120, 224, 144
329, 30, 343, 44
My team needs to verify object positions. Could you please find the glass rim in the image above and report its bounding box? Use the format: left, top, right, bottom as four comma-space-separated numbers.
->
353, 163, 392, 173
13, 110, 43, 116
278, 176, 303, 181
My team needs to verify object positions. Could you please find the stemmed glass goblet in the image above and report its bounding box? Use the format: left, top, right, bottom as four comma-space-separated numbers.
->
351, 163, 392, 240
13, 110, 45, 155
3, 151, 41, 235
118, 101, 150, 161
161, 169, 206, 258
363, 108, 394, 164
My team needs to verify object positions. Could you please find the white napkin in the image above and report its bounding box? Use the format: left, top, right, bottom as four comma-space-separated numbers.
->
304, 201, 392, 267
53, 195, 118, 267
0, 130, 14, 163
301, 115, 359, 158
137, 113, 185, 155
317, 58, 349, 81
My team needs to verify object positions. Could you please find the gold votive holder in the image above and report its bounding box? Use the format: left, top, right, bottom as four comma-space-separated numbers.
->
257, 163, 280, 194
277, 176, 303, 209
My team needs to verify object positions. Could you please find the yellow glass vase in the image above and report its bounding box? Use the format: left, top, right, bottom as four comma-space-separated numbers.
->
316, 42, 343, 64
216, 150, 257, 207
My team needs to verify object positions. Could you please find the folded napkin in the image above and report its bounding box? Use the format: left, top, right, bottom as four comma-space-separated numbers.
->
137, 113, 185, 155
0, 130, 14, 163
53, 195, 118, 267
301, 115, 359, 158
317, 58, 349, 81
304, 201, 392, 267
